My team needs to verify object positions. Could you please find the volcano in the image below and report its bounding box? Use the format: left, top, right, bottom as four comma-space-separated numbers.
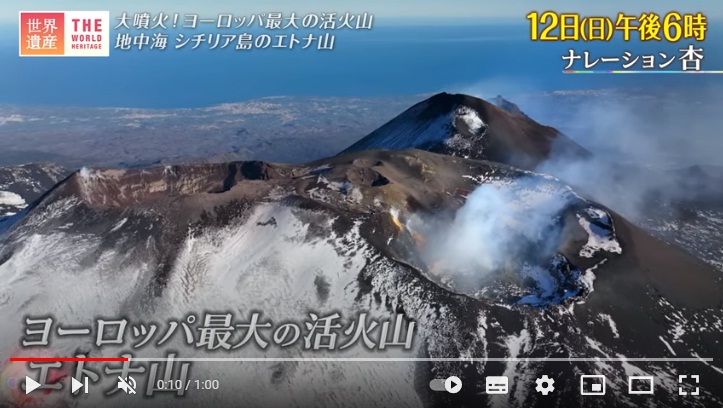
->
0, 94, 721, 408
343, 92, 590, 170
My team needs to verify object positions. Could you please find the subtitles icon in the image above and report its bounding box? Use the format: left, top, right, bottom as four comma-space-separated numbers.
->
580, 375, 606, 395
628, 376, 654, 395
485, 376, 509, 394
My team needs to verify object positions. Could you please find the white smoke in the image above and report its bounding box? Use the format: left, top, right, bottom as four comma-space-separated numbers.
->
533, 87, 723, 220
418, 177, 573, 290
461, 84, 723, 220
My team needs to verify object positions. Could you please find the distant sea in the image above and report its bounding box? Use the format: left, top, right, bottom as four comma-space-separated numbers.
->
0, 23, 721, 108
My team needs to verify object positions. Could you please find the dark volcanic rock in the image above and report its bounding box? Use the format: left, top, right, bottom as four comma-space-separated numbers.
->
342, 92, 590, 171
0, 148, 720, 408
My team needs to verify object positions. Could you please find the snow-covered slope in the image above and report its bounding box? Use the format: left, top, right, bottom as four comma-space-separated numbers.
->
0, 163, 66, 218
0, 149, 721, 408
342, 93, 590, 171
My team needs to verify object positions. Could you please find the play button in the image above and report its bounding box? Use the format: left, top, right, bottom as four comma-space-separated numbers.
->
25, 376, 41, 394
444, 376, 462, 394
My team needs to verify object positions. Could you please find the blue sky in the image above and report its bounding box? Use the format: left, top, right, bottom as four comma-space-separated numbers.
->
2, 0, 723, 23
1, 1, 721, 108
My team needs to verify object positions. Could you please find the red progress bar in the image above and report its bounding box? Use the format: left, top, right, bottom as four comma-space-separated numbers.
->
10, 357, 129, 362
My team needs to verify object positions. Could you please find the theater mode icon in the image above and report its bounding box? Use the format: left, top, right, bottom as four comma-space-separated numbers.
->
628, 376, 654, 395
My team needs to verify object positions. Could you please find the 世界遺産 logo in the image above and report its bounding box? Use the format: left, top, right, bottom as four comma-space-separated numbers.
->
19, 11, 110, 57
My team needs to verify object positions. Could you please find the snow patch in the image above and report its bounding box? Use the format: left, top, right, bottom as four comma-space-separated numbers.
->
692, 352, 723, 375
0, 203, 423, 407
580, 259, 606, 293
0, 191, 27, 208
502, 329, 532, 405
462, 174, 486, 184
599, 313, 620, 338
659, 336, 677, 356
110, 218, 128, 233
578, 209, 622, 258
456, 106, 485, 133
311, 164, 333, 174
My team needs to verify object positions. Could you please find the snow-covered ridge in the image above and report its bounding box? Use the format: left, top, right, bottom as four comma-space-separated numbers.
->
343, 94, 494, 155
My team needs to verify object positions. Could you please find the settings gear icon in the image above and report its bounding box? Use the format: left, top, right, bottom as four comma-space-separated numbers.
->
535, 375, 555, 395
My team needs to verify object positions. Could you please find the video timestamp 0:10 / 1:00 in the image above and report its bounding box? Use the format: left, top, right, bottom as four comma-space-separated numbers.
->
156, 379, 221, 391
